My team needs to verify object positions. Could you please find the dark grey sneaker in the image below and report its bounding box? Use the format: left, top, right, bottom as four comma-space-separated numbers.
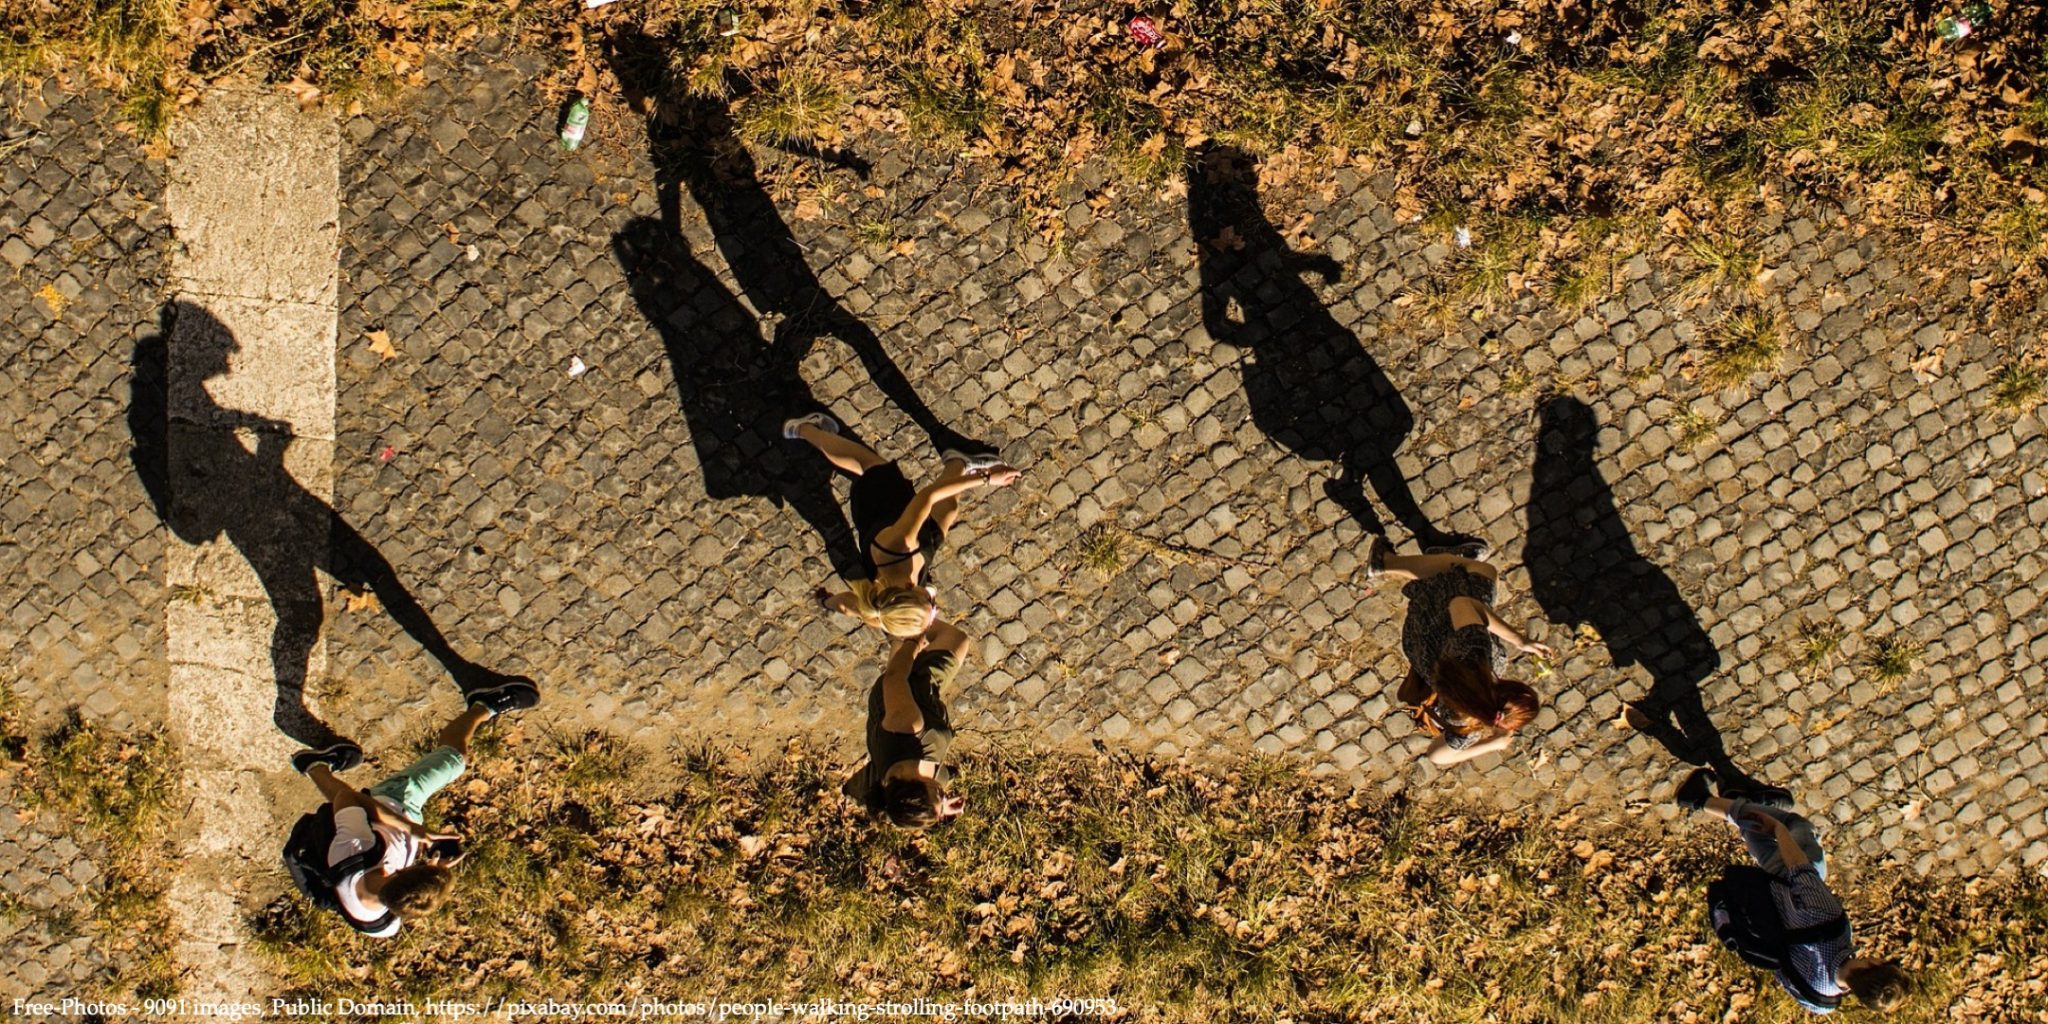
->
469, 679, 541, 718
292, 742, 363, 775
1723, 780, 1796, 811
1674, 767, 1718, 811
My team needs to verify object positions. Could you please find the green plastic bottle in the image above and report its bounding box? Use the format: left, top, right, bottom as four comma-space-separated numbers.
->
1935, 2, 1992, 41
560, 96, 591, 151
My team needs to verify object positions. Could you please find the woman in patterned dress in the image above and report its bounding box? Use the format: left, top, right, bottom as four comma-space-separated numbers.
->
1371, 540, 1554, 766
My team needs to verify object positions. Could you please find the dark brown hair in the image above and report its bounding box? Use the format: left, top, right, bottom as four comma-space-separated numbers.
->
1843, 960, 1911, 1012
1431, 657, 1541, 732
878, 778, 941, 829
377, 863, 456, 917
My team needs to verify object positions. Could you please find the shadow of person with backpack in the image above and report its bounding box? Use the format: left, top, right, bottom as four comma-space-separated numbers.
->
126, 303, 537, 750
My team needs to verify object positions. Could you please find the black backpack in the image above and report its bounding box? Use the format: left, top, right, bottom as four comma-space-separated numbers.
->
283, 806, 398, 935
1706, 864, 1848, 1010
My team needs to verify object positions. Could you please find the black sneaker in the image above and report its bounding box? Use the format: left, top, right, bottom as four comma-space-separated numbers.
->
292, 742, 363, 775
1724, 781, 1796, 811
469, 679, 541, 718
1674, 767, 1718, 811
1425, 540, 1492, 561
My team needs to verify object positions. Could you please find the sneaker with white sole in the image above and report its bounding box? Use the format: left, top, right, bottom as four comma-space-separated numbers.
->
782, 412, 840, 440
941, 448, 1007, 472
292, 741, 364, 775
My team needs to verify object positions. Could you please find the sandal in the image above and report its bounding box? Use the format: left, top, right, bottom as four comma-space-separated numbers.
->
782, 412, 840, 440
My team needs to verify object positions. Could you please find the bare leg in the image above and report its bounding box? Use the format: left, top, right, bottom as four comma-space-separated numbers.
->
439, 704, 494, 759
305, 763, 351, 802
1380, 553, 1498, 584
930, 457, 974, 536
797, 423, 886, 475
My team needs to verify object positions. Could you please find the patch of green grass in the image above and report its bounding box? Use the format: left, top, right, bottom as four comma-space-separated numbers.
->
1683, 236, 1761, 299
1791, 620, 1845, 679
896, 62, 988, 144
1076, 527, 1124, 578
1552, 252, 1614, 313
736, 68, 845, 147
245, 732, 2048, 1021
1867, 637, 1924, 690
1991, 363, 2044, 414
853, 216, 896, 249
1501, 367, 1534, 397
1672, 406, 1719, 450
1698, 309, 1784, 389
4, 692, 180, 998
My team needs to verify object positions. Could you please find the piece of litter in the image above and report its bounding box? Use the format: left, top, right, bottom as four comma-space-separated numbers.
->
1506, 31, 1522, 45
568, 357, 588, 378
378, 446, 396, 462
1405, 118, 1424, 137
464, 243, 480, 262
582, 0, 625, 7
1454, 226, 1473, 248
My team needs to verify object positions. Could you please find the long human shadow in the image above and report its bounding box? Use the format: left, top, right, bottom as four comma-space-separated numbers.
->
612, 217, 868, 580
127, 302, 533, 748
1525, 395, 1763, 789
606, 29, 990, 463
1188, 144, 1465, 548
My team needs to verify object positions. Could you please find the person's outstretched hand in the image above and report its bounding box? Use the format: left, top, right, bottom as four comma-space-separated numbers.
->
984, 466, 1021, 488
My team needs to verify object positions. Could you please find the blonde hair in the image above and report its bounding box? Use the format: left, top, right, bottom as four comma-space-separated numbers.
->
845, 579, 932, 637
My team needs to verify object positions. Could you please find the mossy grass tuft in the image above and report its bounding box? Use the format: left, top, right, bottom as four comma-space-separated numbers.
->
1699, 309, 1785, 389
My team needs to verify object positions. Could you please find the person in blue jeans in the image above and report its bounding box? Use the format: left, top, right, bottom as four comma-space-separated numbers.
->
1676, 769, 1910, 1013
292, 681, 537, 935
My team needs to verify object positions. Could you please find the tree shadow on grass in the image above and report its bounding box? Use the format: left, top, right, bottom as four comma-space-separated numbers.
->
127, 302, 532, 749
1188, 143, 1470, 549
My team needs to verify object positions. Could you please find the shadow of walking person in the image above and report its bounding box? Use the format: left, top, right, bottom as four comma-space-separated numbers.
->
1525, 395, 1765, 789
1188, 144, 1466, 548
612, 217, 869, 581
127, 302, 534, 748
606, 28, 992, 461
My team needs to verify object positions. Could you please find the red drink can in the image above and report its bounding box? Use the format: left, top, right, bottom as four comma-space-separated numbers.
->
1128, 15, 1166, 49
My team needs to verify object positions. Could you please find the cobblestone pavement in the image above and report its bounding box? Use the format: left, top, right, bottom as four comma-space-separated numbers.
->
312, 46, 2048, 878
1, 83, 170, 999
3, 51, 2046, 1002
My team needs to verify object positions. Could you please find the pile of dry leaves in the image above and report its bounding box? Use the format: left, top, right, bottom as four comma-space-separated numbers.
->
6, 2, 2045, 267
250, 729, 2048, 1022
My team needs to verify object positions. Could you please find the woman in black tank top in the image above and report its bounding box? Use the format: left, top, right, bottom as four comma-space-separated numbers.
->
784, 412, 1018, 637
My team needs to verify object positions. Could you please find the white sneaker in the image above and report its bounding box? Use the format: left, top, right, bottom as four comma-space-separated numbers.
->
783, 412, 841, 440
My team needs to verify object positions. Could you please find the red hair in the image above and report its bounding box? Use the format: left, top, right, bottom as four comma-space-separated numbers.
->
1432, 658, 1541, 732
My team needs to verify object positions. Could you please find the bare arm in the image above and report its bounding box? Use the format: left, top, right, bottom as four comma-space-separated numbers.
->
923, 618, 971, 661
1755, 811, 1812, 872
878, 636, 926, 733
1448, 597, 1553, 659
1425, 732, 1513, 766
877, 468, 1017, 551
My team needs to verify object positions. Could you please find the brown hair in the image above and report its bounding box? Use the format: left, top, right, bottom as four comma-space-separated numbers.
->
878, 778, 941, 829
377, 863, 456, 917
1431, 657, 1541, 733
1842, 960, 1911, 1012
